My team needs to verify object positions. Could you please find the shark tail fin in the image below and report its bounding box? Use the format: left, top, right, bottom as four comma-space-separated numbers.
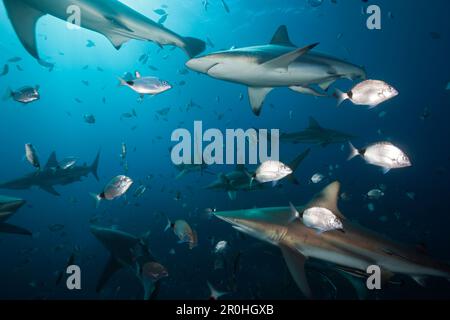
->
333, 89, 348, 107
348, 142, 360, 161
90, 193, 102, 209
91, 151, 101, 181
182, 37, 206, 58
3, 87, 12, 101
286, 148, 311, 185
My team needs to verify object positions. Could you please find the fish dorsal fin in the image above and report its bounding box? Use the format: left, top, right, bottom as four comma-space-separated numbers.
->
279, 244, 312, 298
306, 181, 346, 220
308, 117, 322, 129
45, 152, 59, 169
135, 71, 141, 79
270, 25, 296, 47
3, 0, 44, 59
262, 43, 319, 70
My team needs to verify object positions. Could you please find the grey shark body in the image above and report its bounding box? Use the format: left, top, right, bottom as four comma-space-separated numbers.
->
205, 149, 310, 200
186, 25, 366, 115
0, 195, 31, 236
90, 226, 165, 300
281, 117, 355, 147
0, 151, 100, 196
214, 182, 450, 298
3, 0, 205, 59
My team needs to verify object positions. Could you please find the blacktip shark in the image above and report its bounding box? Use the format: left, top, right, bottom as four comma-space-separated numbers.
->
0, 195, 31, 236
90, 225, 167, 300
0, 151, 100, 196
280, 117, 356, 147
204, 149, 310, 200
214, 182, 450, 298
3, 0, 206, 59
186, 25, 366, 116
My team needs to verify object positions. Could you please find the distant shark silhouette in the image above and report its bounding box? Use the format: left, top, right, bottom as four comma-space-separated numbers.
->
280, 117, 356, 147
3, 0, 205, 59
204, 149, 310, 200
0, 195, 31, 236
0, 151, 100, 196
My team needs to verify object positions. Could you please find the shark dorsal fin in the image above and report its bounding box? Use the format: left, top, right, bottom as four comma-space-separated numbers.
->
45, 152, 59, 169
306, 182, 346, 220
270, 25, 296, 47
262, 43, 319, 70
308, 117, 322, 129
3, 0, 44, 59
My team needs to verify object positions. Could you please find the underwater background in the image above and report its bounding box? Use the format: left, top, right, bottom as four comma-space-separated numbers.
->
1, 0, 450, 300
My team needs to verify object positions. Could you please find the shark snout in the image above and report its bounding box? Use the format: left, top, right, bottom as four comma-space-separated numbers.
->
0, 197, 26, 213
186, 57, 219, 74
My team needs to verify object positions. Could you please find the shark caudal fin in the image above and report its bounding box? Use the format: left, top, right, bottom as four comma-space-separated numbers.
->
91, 151, 101, 181
347, 142, 360, 161
182, 37, 206, 58
0, 223, 32, 236
334, 89, 348, 107
286, 148, 311, 185
3, 0, 44, 59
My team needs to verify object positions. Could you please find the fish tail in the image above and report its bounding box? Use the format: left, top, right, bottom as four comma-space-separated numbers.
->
117, 77, 127, 87
164, 218, 172, 232
333, 88, 348, 107
347, 142, 360, 161
89, 193, 101, 209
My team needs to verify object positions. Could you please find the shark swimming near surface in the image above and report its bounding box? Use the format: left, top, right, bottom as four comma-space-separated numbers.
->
0, 151, 100, 196
186, 25, 366, 116
204, 149, 311, 200
0, 195, 31, 236
280, 117, 356, 147
2, 0, 206, 59
90, 225, 167, 300
214, 182, 450, 298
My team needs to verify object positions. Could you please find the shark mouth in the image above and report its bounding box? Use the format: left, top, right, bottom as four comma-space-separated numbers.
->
206, 63, 221, 74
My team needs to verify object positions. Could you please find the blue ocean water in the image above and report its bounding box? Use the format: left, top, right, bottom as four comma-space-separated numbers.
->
0, 0, 450, 300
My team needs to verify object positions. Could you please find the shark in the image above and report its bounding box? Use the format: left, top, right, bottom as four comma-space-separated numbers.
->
90, 225, 167, 300
186, 25, 366, 116
204, 149, 311, 200
280, 117, 356, 147
2, 0, 206, 59
214, 182, 450, 298
0, 195, 31, 236
0, 151, 100, 196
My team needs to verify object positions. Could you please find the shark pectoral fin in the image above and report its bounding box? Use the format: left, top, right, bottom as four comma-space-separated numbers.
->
227, 191, 237, 200
307, 182, 346, 220
3, 0, 44, 59
335, 270, 369, 300
40, 184, 60, 196
289, 86, 326, 97
104, 33, 131, 50
0, 222, 32, 236
248, 87, 273, 116
262, 43, 319, 70
279, 244, 312, 298
96, 255, 122, 293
